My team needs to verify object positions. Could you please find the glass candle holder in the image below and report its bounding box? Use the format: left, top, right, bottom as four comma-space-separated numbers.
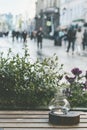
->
49, 93, 70, 115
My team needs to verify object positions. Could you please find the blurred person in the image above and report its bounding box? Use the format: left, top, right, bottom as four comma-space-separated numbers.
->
36, 27, 44, 49
3, 31, 9, 37
59, 29, 64, 46
33, 30, 37, 42
22, 30, 27, 43
30, 31, 34, 40
54, 27, 60, 46
63, 28, 68, 46
19, 31, 23, 42
54, 27, 64, 46
66, 27, 76, 55
76, 28, 83, 55
83, 29, 87, 50
15, 31, 20, 42
12, 30, 16, 42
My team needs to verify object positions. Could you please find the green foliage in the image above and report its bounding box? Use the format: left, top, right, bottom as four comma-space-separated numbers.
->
0, 46, 64, 109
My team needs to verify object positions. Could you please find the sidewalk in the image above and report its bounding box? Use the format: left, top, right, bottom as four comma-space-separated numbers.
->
40, 39, 87, 72
0, 37, 87, 73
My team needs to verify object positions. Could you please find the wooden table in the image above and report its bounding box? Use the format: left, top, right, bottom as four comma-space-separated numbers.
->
0, 110, 87, 130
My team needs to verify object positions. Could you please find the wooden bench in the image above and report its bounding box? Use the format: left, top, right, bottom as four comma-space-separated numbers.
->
0, 110, 86, 130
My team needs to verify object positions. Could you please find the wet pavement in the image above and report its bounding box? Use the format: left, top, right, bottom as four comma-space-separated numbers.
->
0, 37, 87, 73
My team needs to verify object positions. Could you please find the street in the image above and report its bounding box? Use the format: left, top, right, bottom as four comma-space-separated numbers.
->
0, 37, 87, 73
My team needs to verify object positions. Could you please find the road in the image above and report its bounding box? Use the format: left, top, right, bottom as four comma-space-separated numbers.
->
0, 37, 87, 73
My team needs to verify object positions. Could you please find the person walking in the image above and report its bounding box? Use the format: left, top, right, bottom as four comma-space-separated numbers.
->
76, 28, 83, 55
66, 27, 76, 55
33, 30, 37, 42
22, 30, 27, 43
36, 27, 44, 49
12, 30, 16, 42
83, 29, 87, 50
54, 27, 62, 46
63, 28, 68, 46
15, 31, 20, 42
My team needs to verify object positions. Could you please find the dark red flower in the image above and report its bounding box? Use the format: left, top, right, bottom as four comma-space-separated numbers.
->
71, 68, 82, 76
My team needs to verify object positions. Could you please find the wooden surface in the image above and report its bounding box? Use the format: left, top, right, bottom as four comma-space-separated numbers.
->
0, 110, 86, 130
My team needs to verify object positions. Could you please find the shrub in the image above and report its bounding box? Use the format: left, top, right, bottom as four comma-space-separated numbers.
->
0, 45, 64, 109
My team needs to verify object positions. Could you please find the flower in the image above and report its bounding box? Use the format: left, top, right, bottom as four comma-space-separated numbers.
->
61, 67, 87, 107
71, 68, 82, 76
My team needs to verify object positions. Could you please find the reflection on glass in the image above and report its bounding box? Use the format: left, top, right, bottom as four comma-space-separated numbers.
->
49, 92, 71, 115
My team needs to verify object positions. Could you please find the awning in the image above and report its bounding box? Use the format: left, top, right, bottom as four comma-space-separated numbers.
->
72, 19, 84, 22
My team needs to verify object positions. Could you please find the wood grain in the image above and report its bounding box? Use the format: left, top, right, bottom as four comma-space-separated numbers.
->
0, 111, 86, 129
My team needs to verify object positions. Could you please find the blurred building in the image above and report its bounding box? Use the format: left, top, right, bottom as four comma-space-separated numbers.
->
60, 0, 86, 28
35, 0, 60, 38
84, 0, 87, 24
35, 0, 87, 37
0, 13, 13, 32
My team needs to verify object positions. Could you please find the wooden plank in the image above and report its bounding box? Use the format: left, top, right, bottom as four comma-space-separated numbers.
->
0, 118, 86, 123
0, 118, 87, 123
0, 111, 86, 115
0, 118, 48, 123
0, 122, 87, 128
4, 128, 87, 130
80, 118, 87, 122
0, 111, 86, 117
0, 111, 49, 115
0, 115, 48, 119
0, 114, 86, 120
80, 115, 87, 118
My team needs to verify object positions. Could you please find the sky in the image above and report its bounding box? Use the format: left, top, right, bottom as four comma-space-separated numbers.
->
0, 0, 36, 18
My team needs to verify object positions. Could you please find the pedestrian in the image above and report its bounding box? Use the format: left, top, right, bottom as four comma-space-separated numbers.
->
16, 31, 20, 42
33, 30, 37, 42
36, 27, 44, 49
12, 30, 16, 42
22, 30, 27, 43
83, 29, 87, 50
76, 27, 83, 55
66, 27, 76, 55
59, 29, 64, 46
54, 27, 60, 46
63, 28, 68, 46
30, 31, 34, 40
